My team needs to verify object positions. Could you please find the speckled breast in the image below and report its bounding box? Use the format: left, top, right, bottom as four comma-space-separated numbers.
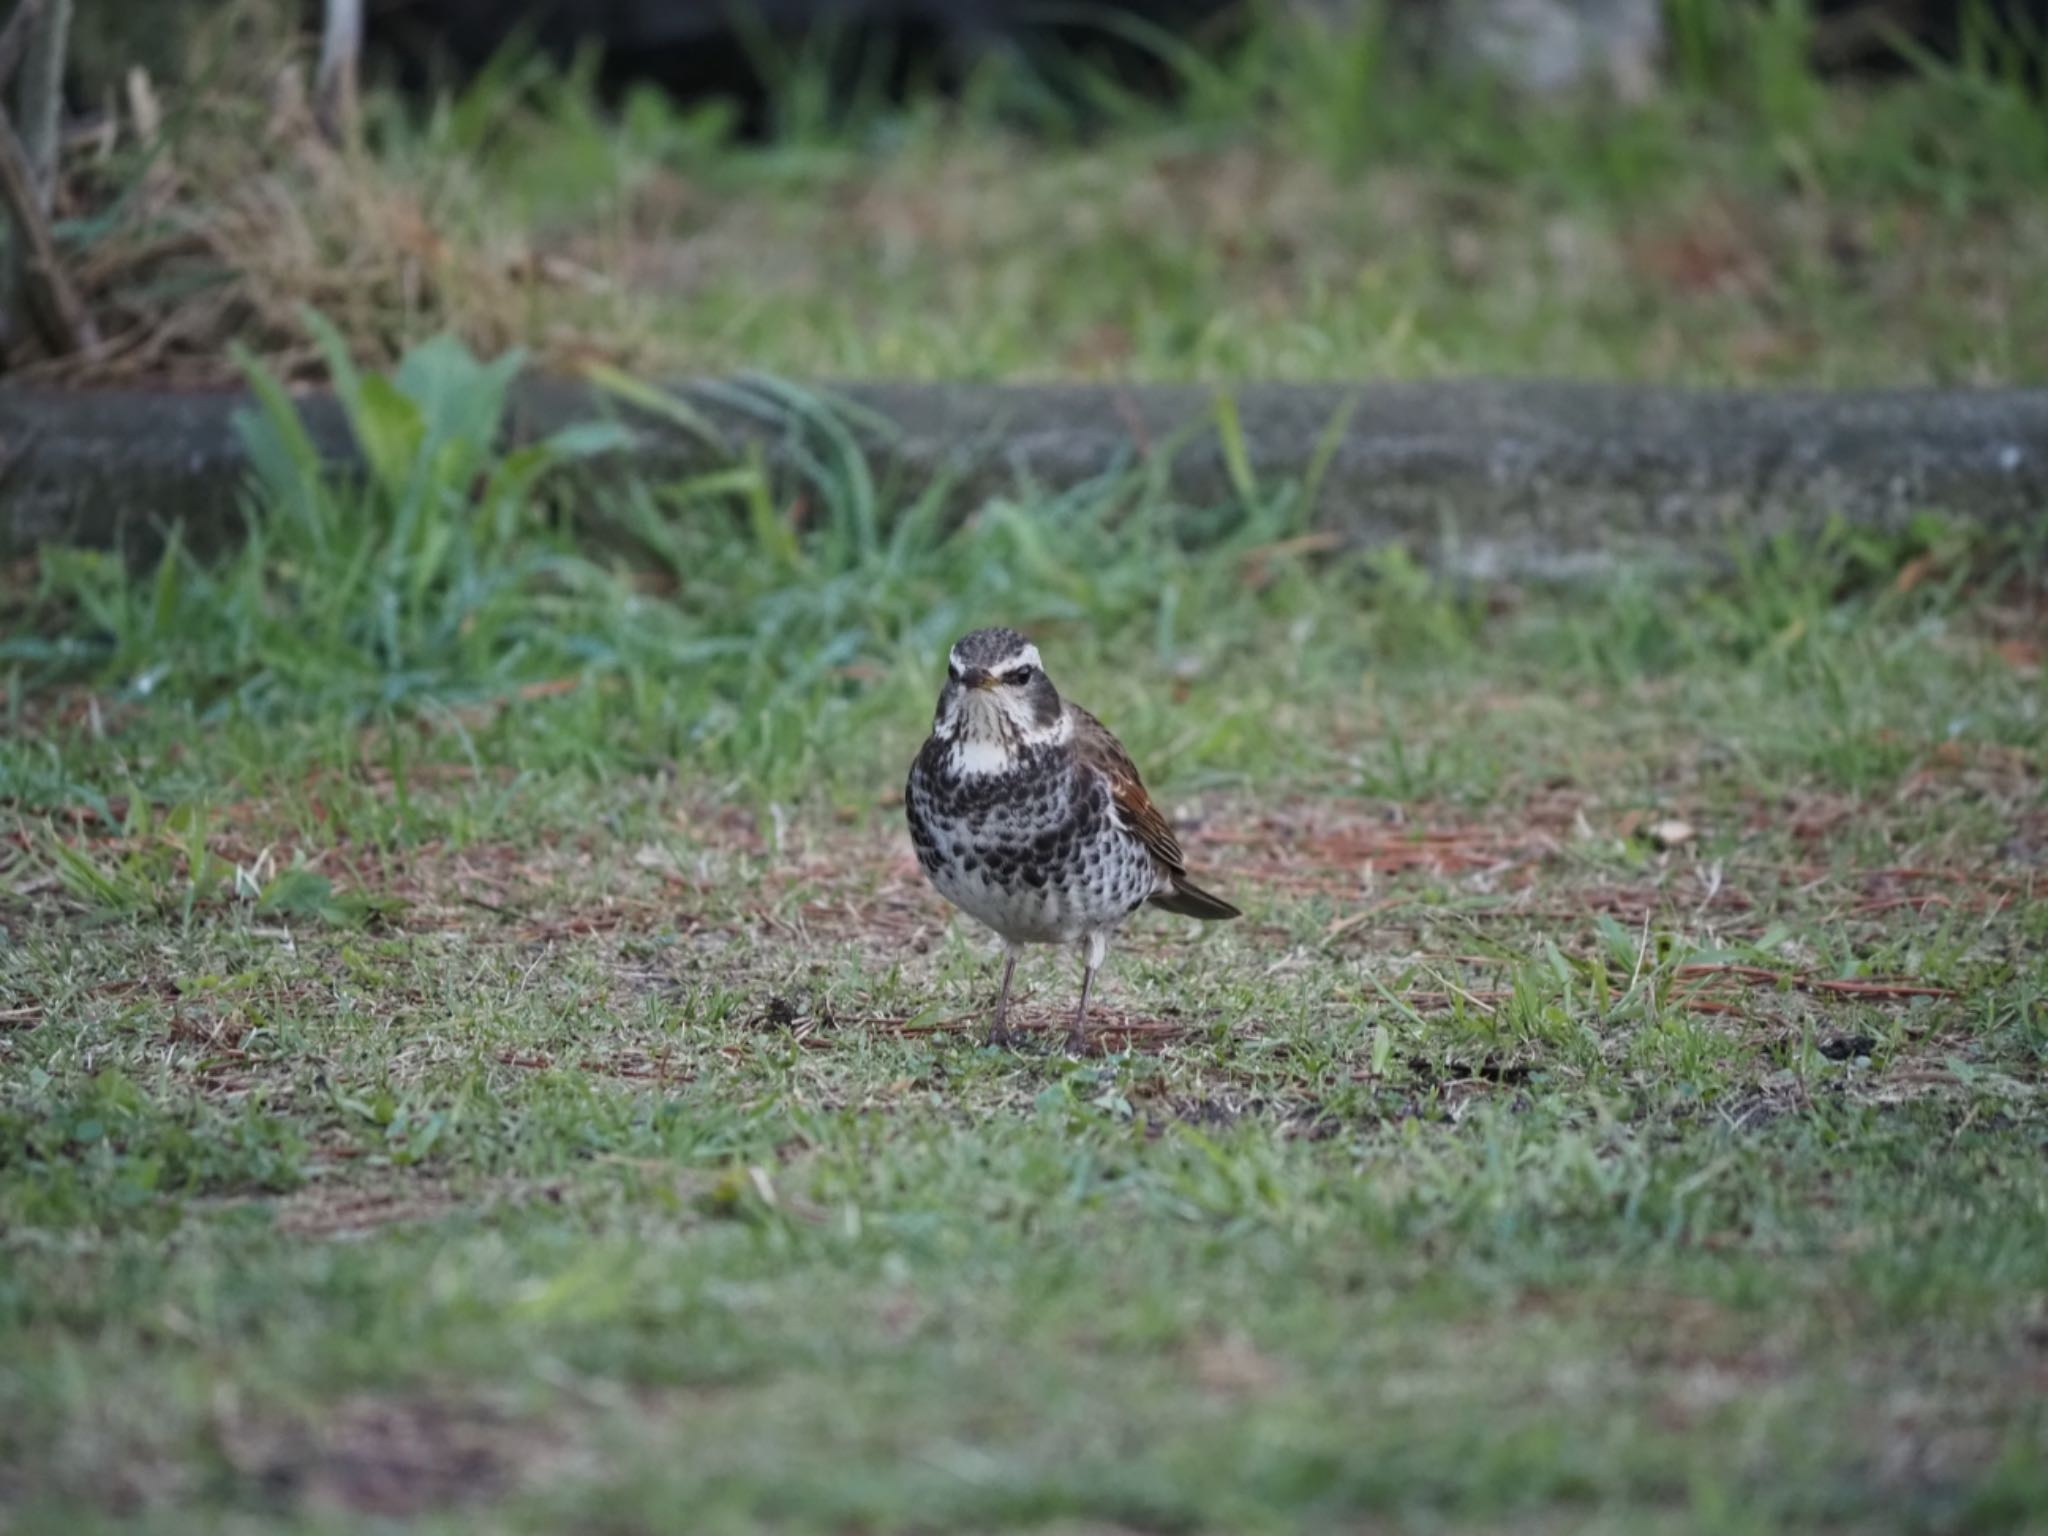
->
907, 744, 1157, 944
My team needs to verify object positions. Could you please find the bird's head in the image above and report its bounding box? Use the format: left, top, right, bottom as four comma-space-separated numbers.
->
932, 627, 1068, 768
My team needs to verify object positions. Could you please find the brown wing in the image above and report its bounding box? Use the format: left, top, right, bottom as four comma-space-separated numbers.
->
1067, 703, 1187, 877
1068, 704, 1240, 921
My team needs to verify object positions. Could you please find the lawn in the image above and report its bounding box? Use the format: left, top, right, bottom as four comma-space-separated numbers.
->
3, 339, 2046, 1528
5, 6, 2048, 1528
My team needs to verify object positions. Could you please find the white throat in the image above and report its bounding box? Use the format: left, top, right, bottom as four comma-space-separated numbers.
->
950, 737, 1016, 777
944, 701, 1071, 777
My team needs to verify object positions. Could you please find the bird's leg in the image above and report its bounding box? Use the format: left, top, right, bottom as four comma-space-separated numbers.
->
987, 945, 1021, 1047
1067, 931, 1108, 1054
1067, 962, 1093, 1054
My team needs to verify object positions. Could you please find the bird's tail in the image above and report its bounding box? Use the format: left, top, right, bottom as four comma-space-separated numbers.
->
1150, 877, 1241, 921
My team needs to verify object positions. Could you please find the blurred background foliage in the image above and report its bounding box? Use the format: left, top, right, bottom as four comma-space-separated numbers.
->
2, 0, 2046, 384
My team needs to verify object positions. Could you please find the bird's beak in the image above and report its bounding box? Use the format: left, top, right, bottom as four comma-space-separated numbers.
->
961, 667, 996, 691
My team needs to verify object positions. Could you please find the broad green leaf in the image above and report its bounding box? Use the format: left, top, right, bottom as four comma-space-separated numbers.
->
352, 374, 428, 498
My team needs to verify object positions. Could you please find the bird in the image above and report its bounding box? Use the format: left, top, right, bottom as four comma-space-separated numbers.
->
905, 626, 1239, 1052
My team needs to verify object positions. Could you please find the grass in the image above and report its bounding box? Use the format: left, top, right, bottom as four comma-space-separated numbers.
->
3, 342, 2047, 1529
46, 0, 2048, 386
10, 5, 2048, 1519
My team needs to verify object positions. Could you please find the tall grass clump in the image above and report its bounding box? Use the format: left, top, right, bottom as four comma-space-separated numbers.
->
9, 313, 643, 712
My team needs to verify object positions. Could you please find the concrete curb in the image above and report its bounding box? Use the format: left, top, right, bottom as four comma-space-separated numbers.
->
5, 377, 2046, 579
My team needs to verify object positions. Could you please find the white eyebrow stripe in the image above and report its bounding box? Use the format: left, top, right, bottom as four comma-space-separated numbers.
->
947, 641, 1042, 674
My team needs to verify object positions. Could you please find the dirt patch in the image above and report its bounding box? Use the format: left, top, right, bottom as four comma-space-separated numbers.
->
268, 1180, 470, 1240
1406, 1054, 1535, 1087
218, 1391, 580, 1517
743, 990, 857, 1038
495, 1041, 698, 1084
1157, 1095, 1254, 1132
1186, 1332, 1287, 1398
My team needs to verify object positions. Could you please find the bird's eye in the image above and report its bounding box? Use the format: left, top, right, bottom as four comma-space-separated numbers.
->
1004, 667, 1033, 686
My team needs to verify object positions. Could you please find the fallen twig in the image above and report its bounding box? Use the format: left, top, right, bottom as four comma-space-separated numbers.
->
1674, 962, 1953, 1000
1322, 896, 1417, 941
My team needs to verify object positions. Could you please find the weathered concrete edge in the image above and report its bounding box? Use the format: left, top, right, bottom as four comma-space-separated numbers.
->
5, 377, 2047, 580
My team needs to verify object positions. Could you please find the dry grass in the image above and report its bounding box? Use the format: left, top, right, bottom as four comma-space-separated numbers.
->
18, 3, 2048, 387
33, 4, 597, 383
